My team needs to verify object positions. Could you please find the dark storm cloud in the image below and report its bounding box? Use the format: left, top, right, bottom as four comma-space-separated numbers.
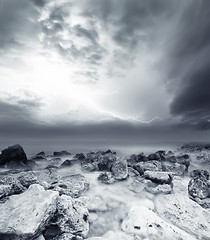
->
168, 0, 210, 129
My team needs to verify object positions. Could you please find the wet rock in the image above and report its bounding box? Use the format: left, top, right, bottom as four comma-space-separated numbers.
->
127, 153, 146, 165
16, 171, 38, 188
162, 161, 186, 175
0, 144, 27, 166
60, 159, 72, 167
98, 172, 116, 184
81, 159, 98, 172
0, 184, 58, 240
144, 170, 172, 184
128, 167, 140, 177
111, 160, 128, 180
51, 195, 89, 237
53, 151, 71, 157
156, 193, 210, 239
121, 205, 196, 239
145, 182, 172, 194
148, 153, 161, 161
51, 174, 90, 198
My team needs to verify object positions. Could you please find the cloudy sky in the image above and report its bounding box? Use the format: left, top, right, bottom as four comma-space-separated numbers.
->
0, 0, 210, 144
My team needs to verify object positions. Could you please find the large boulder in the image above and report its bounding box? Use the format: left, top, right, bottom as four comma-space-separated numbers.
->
155, 193, 210, 239
45, 195, 89, 238
111, 160, 128, 180
50, 174, 90, 198
0, 145, 27, 166
133, 160, 162, 174
121, 206, 196, 239
0, 184, 58, 240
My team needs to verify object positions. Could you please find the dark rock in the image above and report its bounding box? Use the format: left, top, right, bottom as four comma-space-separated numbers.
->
74, 153, 85, 160
127, 153, 147, 166
144, 171, 172, 184
53, 151, 71, 157
0, 145, 27, 166
98, 172, 116, 184
190, 170, 209, 180
165, 156, 177, 163
111, 160, 128, 180
50, 174, 90, 198
81, 159, 98, 172
148, 153, 161, 161
31, 155, 47, 161
60, 160, 72, 167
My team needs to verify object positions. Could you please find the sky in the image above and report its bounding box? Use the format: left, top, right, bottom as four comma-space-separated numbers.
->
0, 0, 210, 145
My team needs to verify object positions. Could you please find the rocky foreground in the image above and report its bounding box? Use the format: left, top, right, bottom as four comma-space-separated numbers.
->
0, 144, 210, 240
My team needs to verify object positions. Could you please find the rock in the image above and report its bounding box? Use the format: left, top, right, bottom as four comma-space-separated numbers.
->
74, 153, 85, 160
111, 160, 128, 180
188, 177, 210, 199
16, 171, 38, 188
0, 144, 27, 166
190, 169, 209, 180
121, 205, 196, 239
145, 182, 172, 194
148, 153, 161, 161
156, 193, 210, 239
51, 195, 89, 237
133, 161, 162, 174
165, 155, 177, 163
128, 177, 148, 193
79, 195, 107, 212
37, 151, 46, 157
50, 174, 90, 198
162, 161, 186, 175
81, 159, 98, 172
60, 159, 72, 167
128, 167, 140, 177
144, 170, 172, 184
127, 153, 145, 165
98, 172, 116, 184
53, 151, 71, 157
0, 184, 58, 239
35, 235, 45, 240
190, 196, 210, 209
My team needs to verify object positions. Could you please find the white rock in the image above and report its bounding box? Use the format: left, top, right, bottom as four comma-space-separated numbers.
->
121, 206, 196, 240
156, 193, 210, 240
0, 184, 58, 239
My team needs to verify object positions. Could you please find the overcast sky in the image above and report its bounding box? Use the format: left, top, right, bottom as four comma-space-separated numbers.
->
0, 0, 210, 143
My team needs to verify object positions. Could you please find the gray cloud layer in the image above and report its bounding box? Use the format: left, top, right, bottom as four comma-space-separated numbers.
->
0, 0, 209, 143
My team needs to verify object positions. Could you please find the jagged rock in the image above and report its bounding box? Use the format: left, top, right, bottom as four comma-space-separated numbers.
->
0, 184, 58, 240
121, 206, 196, 239
37, 151, 45, 157
51, 195, 89, 237
53, 151, 71, 157
60, 159, 72, 167
50, 174, 90, 198
0, 144, 27, 166
98, 172, 116, 184
190, 196, 210, 209
162, 161, 186, 175
16, 171, 38, 188
165, 155, 177, 163
36, 168, 60, 188
111, 160, 128, 180
144, 170, 172, 184
156, 193, 210, 240
127, 153, 146, 165
145, 182, 172, 194
0, 185, 13, 199
128, 167, 140, 177
81, 159, 99, 172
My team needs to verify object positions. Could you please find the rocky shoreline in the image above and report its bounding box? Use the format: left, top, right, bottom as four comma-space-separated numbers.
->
0, 144, 210, 240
